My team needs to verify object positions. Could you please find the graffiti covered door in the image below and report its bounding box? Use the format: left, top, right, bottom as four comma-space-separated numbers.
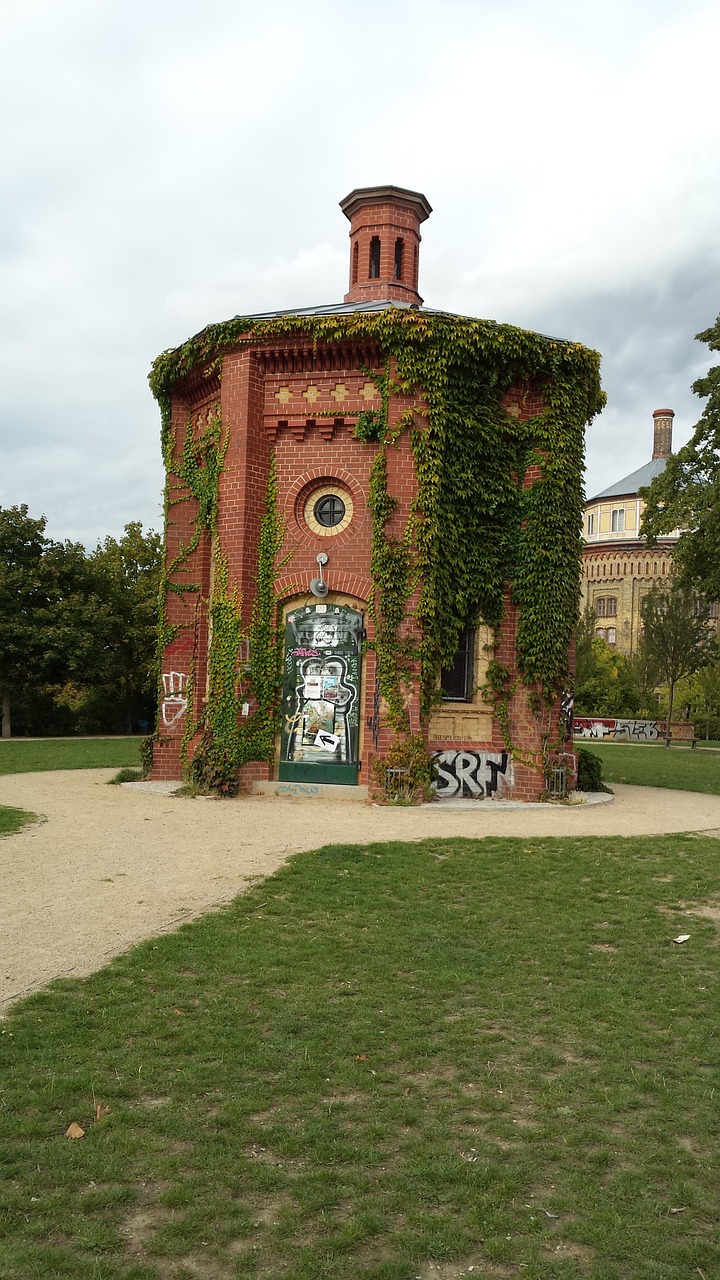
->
279, 604, 362, 785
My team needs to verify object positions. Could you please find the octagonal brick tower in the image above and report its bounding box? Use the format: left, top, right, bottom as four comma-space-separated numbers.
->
341, 184, 432, 307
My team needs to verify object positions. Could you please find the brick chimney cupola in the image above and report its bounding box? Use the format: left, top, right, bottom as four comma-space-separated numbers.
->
340, 185, 432, 307
652, 408, 674, 459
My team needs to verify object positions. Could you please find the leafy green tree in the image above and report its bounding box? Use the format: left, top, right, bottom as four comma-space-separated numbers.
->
0, 507, 162, 737
639, 579, 718, 736
574, 632, 644, 717
0, 505, 50, 737
642, 313, 720, 599
625, 646, 662, 720
87, 523, 163, 733
573, 605, 597, 692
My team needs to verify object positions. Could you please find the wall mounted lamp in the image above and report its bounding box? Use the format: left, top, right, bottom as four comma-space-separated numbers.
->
310, 552, 329, 597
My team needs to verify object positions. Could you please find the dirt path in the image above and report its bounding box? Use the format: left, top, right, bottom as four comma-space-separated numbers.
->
3, 769, 720, 1011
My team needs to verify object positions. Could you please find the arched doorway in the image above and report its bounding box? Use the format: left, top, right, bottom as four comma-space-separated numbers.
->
279, 602, 363, 785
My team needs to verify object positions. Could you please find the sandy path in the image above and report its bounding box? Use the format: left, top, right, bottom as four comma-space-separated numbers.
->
2, 769, 720, 1011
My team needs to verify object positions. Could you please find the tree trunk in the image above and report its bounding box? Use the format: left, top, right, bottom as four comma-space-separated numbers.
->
1, 688, 10, 739
124, 675, 133, 735
665, 679, 675, 739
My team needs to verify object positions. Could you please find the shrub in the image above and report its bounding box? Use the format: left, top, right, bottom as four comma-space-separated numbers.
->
576, 747, 612, 794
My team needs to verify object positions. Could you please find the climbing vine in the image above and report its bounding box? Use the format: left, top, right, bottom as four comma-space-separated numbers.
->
149, 307, 603, 794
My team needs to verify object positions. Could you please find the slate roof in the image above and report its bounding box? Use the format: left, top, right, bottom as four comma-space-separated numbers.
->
232, 298, 568, 344
587, 456, 668, 503
234, 299, 417, 319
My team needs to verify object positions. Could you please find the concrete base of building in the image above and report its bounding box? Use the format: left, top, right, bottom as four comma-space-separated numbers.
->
252, 780, 370, 802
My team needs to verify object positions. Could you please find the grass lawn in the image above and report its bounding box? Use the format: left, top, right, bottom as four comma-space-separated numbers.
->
580, 741, 720, 795
0, 805, 37, 837
1, 835, 718, 1280
0, 737, 143, 776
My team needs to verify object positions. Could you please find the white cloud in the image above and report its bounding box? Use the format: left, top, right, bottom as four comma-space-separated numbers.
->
0, 0, 719, 541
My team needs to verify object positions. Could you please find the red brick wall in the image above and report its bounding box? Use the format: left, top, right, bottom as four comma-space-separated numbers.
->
152, 346, 574, 802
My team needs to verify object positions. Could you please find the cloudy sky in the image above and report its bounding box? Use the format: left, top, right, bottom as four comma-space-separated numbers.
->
2, 0, 719, 546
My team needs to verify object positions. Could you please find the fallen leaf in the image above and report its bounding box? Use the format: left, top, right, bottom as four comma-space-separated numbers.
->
355, 1054, 368, 1061
543, 1210, 559, 1219
669, 1206, 688, 1214
95, 1103, 111, 1122
65, 1122, 85, 1139
673, 935, 691, 945
403, 1087, 411, 1096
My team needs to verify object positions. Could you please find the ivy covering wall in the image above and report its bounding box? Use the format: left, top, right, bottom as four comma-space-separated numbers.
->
149, 308, 604, 794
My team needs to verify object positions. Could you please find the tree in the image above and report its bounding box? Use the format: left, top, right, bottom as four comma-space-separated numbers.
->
639, 579, 718, 736
693, 660, 720, 739
0, 506, 50, 737
574, 608, 650, 716
87, 523, 163, 733
641, 313, 720, 599
0, 506, 162, 737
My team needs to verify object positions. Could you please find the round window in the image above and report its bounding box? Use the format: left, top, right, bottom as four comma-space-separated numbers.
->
303, 483, 354, 537
313, 494, 346, 528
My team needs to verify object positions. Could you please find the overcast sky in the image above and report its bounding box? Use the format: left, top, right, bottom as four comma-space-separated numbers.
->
2, 0, 719, 546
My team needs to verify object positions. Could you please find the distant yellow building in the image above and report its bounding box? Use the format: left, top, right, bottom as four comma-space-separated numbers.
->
581, 409, 680, 655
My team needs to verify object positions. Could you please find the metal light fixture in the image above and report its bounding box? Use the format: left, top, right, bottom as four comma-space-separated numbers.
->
310, 552, 329, 597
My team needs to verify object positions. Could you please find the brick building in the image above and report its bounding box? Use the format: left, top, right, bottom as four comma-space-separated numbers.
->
150, 186, 603, 801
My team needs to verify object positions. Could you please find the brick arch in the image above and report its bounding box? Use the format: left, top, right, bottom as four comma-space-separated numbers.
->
284, 466, 367, 550
274, 570, 372, 603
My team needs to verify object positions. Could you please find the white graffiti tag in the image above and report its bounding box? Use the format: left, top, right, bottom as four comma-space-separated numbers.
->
432, 750, 512, 800
161, 671, 188, 728
573, 717, 659, 741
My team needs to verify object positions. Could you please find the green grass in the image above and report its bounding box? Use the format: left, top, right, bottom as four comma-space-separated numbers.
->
581, 741, 720, 794
1, 835, 719, 1279
0, 805, 37, 836
0, 737, 143, 776
108, 768, 143, 786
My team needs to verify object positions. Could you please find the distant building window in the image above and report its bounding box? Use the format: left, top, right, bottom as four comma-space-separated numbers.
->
607, 627, 616, 646
595, 627, 606, 640
587, 513, 595, 535
709, 601, 719, 619
352, 241, 359, 285
611, 508, 625, 532
596, 597, 617, 618
440, 626, 475, 701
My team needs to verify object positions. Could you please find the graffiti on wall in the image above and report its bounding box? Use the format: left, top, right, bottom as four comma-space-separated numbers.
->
432, 750, 512, 800
561, 689, 574, 742
573, 717, 659, 741
161, 671, 188, 728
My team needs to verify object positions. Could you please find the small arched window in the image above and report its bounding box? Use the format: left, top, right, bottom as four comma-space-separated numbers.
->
394, 238, 404, 280
369, 237, 380, 279
352, 241, 359, 285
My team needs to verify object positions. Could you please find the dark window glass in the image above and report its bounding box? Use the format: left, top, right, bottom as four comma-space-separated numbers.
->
440, 626, 475, 701
394, 237, 404, 280
314, 494, 346, 527
369, 236, 380, 278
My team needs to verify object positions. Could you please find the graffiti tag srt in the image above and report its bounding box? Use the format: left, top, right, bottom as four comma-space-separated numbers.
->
161, 671, 188, 728
432, 750, 512, 800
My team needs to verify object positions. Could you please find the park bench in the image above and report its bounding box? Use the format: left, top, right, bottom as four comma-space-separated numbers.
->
664, 723, 698, 749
